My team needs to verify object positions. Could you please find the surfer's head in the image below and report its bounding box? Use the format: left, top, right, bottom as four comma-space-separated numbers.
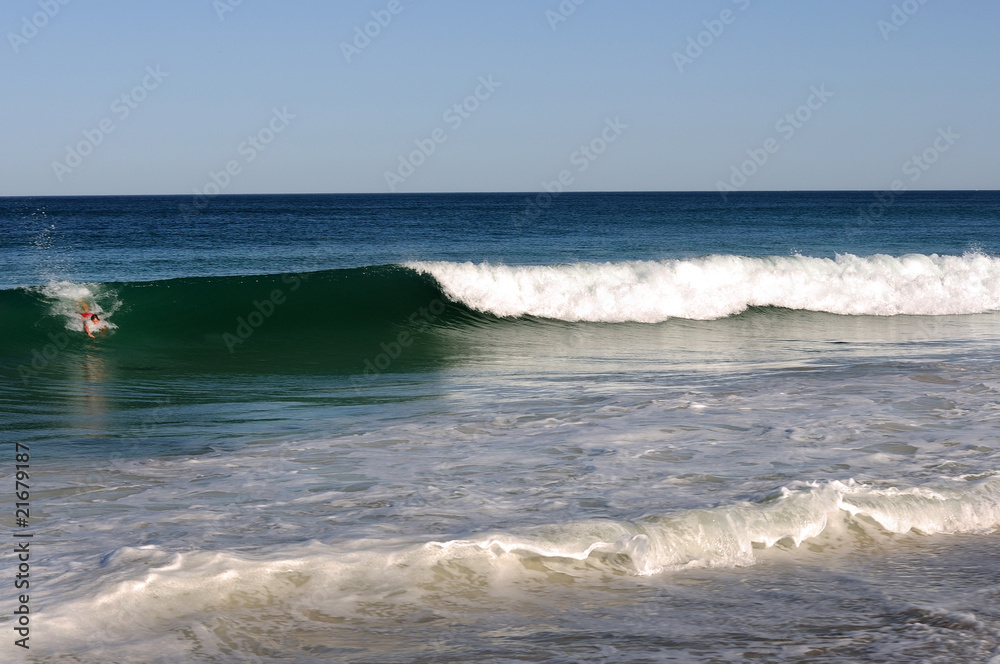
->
90, 314, 100, 322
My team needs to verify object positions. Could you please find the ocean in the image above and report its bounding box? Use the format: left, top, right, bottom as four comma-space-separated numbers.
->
2, 191, 999, 663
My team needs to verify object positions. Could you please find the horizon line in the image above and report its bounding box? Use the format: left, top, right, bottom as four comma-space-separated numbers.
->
2, 189, 998, 199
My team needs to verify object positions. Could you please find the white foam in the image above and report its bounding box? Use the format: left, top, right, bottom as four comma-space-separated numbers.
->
838, 478, 1000, 535
407, 253, 1000, 321
420, 477, 1000, 576
32, 475, 1000, 660
38, 280, 119, 332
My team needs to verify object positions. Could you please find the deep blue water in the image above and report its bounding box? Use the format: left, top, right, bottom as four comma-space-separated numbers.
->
2, 191, 997, 288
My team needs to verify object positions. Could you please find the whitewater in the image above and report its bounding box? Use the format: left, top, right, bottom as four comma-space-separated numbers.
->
408, 253, 1000, 321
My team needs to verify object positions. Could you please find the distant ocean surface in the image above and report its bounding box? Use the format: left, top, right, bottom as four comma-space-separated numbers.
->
2, 192, 999, 663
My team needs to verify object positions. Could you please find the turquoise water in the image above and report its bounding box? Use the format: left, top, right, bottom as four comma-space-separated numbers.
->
2, 192, 1000, 663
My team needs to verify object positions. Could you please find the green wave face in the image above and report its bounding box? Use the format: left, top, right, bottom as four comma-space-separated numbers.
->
6, 260, 997, 386
1, 266, 467, 381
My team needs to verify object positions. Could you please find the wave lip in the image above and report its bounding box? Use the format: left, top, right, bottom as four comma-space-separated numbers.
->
407, 253, 1000, 322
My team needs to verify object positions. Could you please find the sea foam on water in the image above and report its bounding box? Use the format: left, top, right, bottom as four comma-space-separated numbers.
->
408, 253, 1000, 322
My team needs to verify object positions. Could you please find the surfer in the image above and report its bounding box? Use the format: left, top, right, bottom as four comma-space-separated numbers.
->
76, 299, 106, 338
81, 312, 101, 338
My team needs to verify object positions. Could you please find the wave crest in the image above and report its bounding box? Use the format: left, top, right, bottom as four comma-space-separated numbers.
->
428, 477, 1000, 575
408, 253, 1000, 322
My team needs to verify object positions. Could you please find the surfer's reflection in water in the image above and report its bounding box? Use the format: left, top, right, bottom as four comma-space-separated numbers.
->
75, 349, 111, 437
67, 295, 113, 439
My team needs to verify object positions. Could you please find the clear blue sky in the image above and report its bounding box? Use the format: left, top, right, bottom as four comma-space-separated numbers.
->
2, 0, 997, 195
